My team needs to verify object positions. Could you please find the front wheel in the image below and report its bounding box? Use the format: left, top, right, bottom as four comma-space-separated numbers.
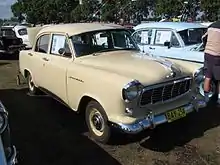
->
85, 101, 111, 144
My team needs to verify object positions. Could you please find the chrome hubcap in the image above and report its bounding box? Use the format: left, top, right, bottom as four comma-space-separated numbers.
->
89, 109, 105, 136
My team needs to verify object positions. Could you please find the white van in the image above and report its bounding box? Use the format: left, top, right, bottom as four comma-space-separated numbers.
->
1, 25, 31, 49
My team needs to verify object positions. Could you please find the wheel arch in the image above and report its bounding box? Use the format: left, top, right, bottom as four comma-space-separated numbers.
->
77, 95, 109, 121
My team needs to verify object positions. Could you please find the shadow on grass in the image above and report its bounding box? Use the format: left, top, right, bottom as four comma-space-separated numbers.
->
139, 102, 220, 152
109, 101, 220, 153
2, 86, 220, 158
0, 88, 121, 165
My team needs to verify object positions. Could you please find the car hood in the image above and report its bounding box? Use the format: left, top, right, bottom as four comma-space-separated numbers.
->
76, 50, 188, 86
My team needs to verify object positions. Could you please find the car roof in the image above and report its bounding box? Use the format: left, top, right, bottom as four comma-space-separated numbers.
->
133, 22, 206, 32
39, 23, 125, 36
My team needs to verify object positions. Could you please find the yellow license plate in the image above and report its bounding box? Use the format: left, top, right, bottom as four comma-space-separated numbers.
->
166, 108, 186, 123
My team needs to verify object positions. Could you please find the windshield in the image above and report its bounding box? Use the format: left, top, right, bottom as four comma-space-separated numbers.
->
71, 29, 139, 57
178, 28, 207, 46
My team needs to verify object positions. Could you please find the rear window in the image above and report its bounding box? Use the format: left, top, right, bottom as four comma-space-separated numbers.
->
18, 28, 27, 35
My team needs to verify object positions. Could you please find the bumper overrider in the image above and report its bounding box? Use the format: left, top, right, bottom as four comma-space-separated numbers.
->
113, 79, 207, 134
0, 101, 17, 165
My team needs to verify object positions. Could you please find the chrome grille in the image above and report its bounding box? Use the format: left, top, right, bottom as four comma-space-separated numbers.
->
140, 78, 192, 106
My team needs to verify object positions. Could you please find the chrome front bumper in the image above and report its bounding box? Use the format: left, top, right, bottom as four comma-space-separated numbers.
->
114, 98, 206, 134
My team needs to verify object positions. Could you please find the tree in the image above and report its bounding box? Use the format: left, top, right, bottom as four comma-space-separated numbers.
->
11, 0, 79, 24
11, 0, 25, 23
71, 0, 100, 22
155, 0, 182, 17
200, 0, 220, 21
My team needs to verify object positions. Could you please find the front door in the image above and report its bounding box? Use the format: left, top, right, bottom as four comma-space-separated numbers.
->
149, 29, 183, 58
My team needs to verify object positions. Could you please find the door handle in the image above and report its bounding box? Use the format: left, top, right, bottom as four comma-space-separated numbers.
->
149, 47, 155, 50
42, 57, 49, 61
28, 53, 33, 56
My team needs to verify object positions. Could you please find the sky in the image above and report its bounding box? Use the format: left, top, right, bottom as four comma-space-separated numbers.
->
0, 0, 16, 19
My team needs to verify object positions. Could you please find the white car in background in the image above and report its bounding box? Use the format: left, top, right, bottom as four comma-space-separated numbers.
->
132, 22, 207, 63
1, 25, 31, 49
132, 22, 216, 98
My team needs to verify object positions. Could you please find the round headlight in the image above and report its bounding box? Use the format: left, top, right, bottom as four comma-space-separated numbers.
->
122, 80, 143, 102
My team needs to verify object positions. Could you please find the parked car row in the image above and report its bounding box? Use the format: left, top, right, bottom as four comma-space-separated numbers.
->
18, 23, 207, 144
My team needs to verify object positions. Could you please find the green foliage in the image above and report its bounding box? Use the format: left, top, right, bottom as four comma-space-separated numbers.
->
155, 0, 182, 17
70, 0, 100, 22
200, 0, 220, 21
10, 0, 220, 24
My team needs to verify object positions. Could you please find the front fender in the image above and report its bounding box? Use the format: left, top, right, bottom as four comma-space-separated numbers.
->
66, 65, 135, 124
166, 58, 203, 76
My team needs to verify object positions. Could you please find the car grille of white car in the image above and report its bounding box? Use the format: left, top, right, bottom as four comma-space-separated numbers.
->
140, 77, 192, 106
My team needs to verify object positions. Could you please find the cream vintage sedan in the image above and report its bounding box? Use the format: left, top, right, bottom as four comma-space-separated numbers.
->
18, 23, 206, 143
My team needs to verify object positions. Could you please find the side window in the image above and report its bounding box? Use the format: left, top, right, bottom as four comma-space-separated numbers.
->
35, 34, 50, 53
154, 30, 172, 46
132, 30, 152, 45
50, 34, 72, 57
170, 32, 180, 47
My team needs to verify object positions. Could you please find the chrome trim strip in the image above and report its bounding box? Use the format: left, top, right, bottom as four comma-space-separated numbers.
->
114, 99, 206, 134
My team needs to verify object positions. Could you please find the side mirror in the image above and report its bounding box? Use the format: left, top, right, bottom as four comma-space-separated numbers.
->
58, 48, 65, 55
164, 41, 171, 48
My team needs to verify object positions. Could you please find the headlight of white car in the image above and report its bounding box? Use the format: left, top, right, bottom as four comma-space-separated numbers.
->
122, 80, 143, 102
0, 101, 8, 133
